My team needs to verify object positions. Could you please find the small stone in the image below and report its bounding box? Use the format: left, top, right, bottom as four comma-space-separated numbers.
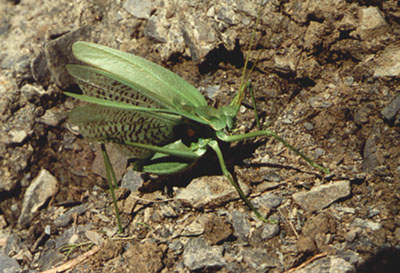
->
204, 85, 220, 98
336, 250, 362, 266
355, 7, 388, 40
18, 169, 59, 227
304, 122, 314, 130
44, 225, 51, 235
309, 95, 333, 108
14, 54, 31, 75
0, 53, 19, 70
291, 256, 354, 273
21, 84, 50, 103
231, 211, 250, 240
373, 47, 400, 78
263, 172, 281, 182
330, 257, 355, 273
293, 180, 351, 212
54, 205, 87, 227
8, 129, 28, 143
362, 137, 380, 172
41, 226, 90, 269
335, 206, 356, 214
123, 0, 155, 19
0, 253, 21, 273
153, 225, 172, 239
176, 176, 249, 209
121, 169, 144, 192
261, 223, 280, 240
241, 248, 279, 271
252, 192, 282, 209
168, 240, 184, 254
344, 227, 361, 242
216, 7, 235, 26
206, 6, 215, 17
351, 218, 381, 231
85, 230, 105, 245
367, 207, 380, 218
144, 15, 167, 43
354, 105, 371, 125
182, 219, 205, 236
183, 237, 226, 271
381, 95, 400, 121
38, 108, 66, 127
274, 55, 296, 73
256, 182, 280, 193
159, 203, 178, 218
31, 50, 51, 87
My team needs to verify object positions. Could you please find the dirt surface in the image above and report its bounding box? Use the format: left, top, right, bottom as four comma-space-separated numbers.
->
0, 0, 400, 272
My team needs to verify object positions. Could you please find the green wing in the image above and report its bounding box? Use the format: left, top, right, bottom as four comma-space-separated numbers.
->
71, 42, 208, 110
66, 58, 209, 125
69, 105, 181, 158
67, 64, 167, 109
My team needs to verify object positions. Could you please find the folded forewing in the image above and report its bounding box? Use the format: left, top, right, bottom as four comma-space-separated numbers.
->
69, 105, 181, 158
71, 42, 208, 109
67, 64, 169, 109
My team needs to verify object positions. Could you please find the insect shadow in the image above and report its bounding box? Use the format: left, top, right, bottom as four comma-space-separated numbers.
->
198, 39, 263, 75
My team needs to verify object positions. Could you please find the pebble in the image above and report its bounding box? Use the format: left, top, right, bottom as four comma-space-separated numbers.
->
293, 180, 351, 212
356, 7, 388, 40
362, 137, 379, 172
183, 237, 226, 271
261, 223, 280, 240
18, 169, 58, 227
230, 211, 250, 240
240, 248, 280, 271
351, 218, 382, 231
381, 95, 400, 121
123, 0, 154, 19
252, 192, 282, 209
0, 253, 21, 273
292, 256, 354, 273
121, 169, 144, 192
304, 121, 314, 130
176, 176, 249, 209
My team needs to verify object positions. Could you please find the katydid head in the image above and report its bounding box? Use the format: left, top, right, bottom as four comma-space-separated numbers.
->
192, 104, 239, 132
219, 105, 239, 130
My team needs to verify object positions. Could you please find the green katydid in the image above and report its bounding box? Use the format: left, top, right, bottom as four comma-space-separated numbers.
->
65, 41, 329, 229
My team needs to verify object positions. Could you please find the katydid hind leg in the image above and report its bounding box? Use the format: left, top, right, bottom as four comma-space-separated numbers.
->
101, 144, 123, 233
218, 131, 329, 174
207, 140, 273, 224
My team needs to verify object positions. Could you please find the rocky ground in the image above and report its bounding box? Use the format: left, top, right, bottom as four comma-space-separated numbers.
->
0, 0, 400, 272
